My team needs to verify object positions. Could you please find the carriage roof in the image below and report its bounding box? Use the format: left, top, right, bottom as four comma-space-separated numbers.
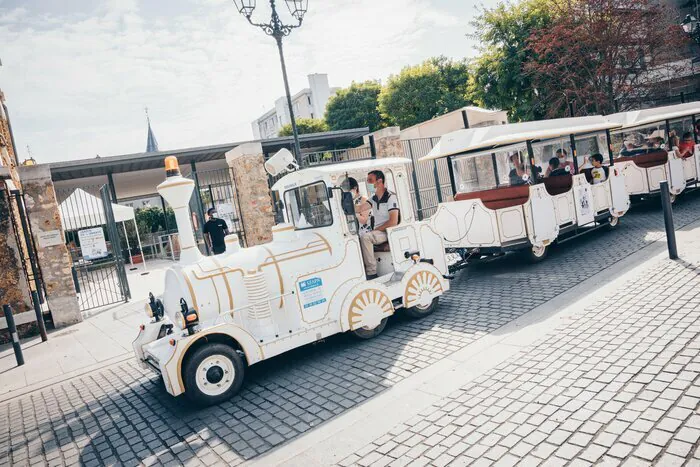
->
419, 116, 620, 162
271, 157, 412, 192
605, 102, 700, 131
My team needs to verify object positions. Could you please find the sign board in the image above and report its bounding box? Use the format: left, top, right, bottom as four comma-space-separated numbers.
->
37, 230, 63, 248
216, 203, 237, 228
299, 277, 326, 309
78, 227, 108, 260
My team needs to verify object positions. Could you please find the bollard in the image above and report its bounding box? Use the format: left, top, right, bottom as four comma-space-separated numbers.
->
660, 181, 678, 260
31, 291, 48, 342
3, 304, 25, 366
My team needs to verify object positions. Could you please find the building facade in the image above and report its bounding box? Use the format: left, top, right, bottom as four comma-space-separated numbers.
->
252, 73, 339, 139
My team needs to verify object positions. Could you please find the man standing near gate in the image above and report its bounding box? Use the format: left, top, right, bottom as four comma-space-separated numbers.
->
203, 207, 229, 255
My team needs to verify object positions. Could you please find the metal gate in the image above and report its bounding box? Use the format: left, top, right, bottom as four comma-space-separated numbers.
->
402, 137, 452, 219
57, 185, 130, 311
189, 168, 246, 249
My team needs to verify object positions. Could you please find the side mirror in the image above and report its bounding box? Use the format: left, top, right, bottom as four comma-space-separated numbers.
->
341, 192, 355, 215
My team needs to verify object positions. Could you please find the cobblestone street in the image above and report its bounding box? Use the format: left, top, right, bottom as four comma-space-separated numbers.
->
342, 242, 700, 466
2, 193, 700, 467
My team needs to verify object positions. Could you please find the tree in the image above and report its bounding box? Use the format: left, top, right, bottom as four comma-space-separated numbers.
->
468, 0, 553, 122
325, 81, 384, 132
525, 0, 691, 117
378, 56, 472, 129
278, 118, 329, 137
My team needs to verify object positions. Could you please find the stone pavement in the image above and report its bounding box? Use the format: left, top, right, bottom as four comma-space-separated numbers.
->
1, 193, 700, 466
329, 232, 700, 466
0, 260, 169, 399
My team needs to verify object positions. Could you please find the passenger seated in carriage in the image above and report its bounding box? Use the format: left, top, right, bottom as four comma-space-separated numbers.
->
508, 153, 529, 185
360, 170, 400, 280
678, 132, 695, 159
546, 157, 569, 177
589, 153, 608, 184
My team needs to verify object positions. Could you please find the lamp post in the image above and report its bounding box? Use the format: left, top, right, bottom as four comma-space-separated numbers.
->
682, 14, 700, 46
232, 0, 308, 166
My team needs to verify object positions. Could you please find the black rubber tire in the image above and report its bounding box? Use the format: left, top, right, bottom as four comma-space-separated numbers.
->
606, 216, 620, 231
352, 318, 388, 340
182, 343, 245, 406
404, 296, 439, 319
523, 244, 548, 263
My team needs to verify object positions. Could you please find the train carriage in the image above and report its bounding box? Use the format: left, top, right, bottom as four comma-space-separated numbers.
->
606, 102, 700, 202
420, 116, 630, 262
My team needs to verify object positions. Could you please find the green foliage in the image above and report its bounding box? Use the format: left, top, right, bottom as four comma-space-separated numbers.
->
378, 56, 471, 129
325, 81, 384, 132
468, 0, 553, 121
278, 118, 329, 137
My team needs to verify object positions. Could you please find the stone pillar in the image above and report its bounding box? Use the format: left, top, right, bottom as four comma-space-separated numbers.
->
18, 165, 81, 327
364, 126, 403, 158
0, 182, 34, 342
225, 143, 275, 246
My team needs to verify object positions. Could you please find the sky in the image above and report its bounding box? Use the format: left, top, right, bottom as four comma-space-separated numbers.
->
0, 0, 498, 164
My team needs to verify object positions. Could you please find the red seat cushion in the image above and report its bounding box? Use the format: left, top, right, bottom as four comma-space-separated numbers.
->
455, 185, 530, 210
616, 150, 668, 168
543, 175, 573, 196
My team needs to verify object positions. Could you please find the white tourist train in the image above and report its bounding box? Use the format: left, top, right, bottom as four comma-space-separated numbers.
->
605, 102, 700, 202
421, 116, 631, 262
133, 153, 450, 405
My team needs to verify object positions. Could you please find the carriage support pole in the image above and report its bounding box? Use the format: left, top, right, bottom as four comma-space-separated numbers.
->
660, 181, 678, 260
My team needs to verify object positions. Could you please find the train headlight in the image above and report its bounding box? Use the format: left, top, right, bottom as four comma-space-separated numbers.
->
174, 311, 186, 329
144, 302, 154, 319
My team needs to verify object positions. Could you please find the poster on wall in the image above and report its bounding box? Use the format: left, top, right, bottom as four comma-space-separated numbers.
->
216, 203, 236, 227
78, 227, 108, 260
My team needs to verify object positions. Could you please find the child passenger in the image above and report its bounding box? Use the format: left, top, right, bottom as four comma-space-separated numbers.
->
590, 153, 608, 184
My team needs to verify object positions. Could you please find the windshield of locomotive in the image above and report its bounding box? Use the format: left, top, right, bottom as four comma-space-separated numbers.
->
284, 181, 333, 230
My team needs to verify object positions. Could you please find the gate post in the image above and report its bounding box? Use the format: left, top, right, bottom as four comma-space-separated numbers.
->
225, 143, 275, 246
17, 165, 81, 327
363, 127, 402, 159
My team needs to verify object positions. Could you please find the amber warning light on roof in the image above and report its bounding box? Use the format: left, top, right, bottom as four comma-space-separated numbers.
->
164, 156, 180, 177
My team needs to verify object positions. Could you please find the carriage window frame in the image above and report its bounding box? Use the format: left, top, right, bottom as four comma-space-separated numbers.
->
450, 142, 530, 192
283, 181, 334, 231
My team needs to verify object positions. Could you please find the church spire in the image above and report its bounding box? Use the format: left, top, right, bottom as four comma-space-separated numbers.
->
145, 107, 159, 153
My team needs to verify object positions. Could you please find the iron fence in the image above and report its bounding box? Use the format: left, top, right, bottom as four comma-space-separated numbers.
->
189, 167, 246, 248
301, 146, 373, 167
402, 137, 452, 219
56, 184, 131, 311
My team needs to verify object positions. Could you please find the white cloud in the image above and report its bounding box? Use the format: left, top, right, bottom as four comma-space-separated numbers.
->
0, 0, 484, 164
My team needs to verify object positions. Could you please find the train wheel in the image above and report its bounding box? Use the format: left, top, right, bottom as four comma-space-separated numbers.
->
524, 244, 548, 263
183, 343, 245, 406
352, 318, 388, 339
606, 216, 620, 230
404, 296, 439, 319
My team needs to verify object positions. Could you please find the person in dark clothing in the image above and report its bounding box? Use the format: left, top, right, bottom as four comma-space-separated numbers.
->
547, 157, 568, 177
203, 207, 229, 255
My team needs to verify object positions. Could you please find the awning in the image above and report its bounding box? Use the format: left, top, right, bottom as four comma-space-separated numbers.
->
59, 188, 135, 230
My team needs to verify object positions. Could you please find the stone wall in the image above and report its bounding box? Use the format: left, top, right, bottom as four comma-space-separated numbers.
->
225, 143, 276, 246
0, 184, 34, 342
18, 165, 81, 327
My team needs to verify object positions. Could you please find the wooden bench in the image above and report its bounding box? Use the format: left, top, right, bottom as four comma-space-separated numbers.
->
615, 150, 668, 169
454, 185, 530, 210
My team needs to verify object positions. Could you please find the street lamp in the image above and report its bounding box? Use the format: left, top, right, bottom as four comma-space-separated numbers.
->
681, 14, 700, 45
232, 0, 308, 166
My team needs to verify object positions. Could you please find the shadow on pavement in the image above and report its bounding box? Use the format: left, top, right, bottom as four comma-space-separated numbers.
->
4, 191, 700, 466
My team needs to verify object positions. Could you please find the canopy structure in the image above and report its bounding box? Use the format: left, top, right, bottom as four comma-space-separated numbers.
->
420, 116, 622, 162
59, 188, 146, 269
606, 102, 700, 130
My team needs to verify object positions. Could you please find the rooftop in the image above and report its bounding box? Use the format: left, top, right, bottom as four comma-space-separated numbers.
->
49, 127, 369, 181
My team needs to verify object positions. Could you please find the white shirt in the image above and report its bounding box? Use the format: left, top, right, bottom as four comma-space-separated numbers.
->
591, 167, 607, 184
370, 190, 399, 229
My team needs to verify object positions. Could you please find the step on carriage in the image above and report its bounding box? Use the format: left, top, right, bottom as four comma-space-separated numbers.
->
133, 152, 450, 405
420, 116, 631, 263
605, 102, 700, 203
